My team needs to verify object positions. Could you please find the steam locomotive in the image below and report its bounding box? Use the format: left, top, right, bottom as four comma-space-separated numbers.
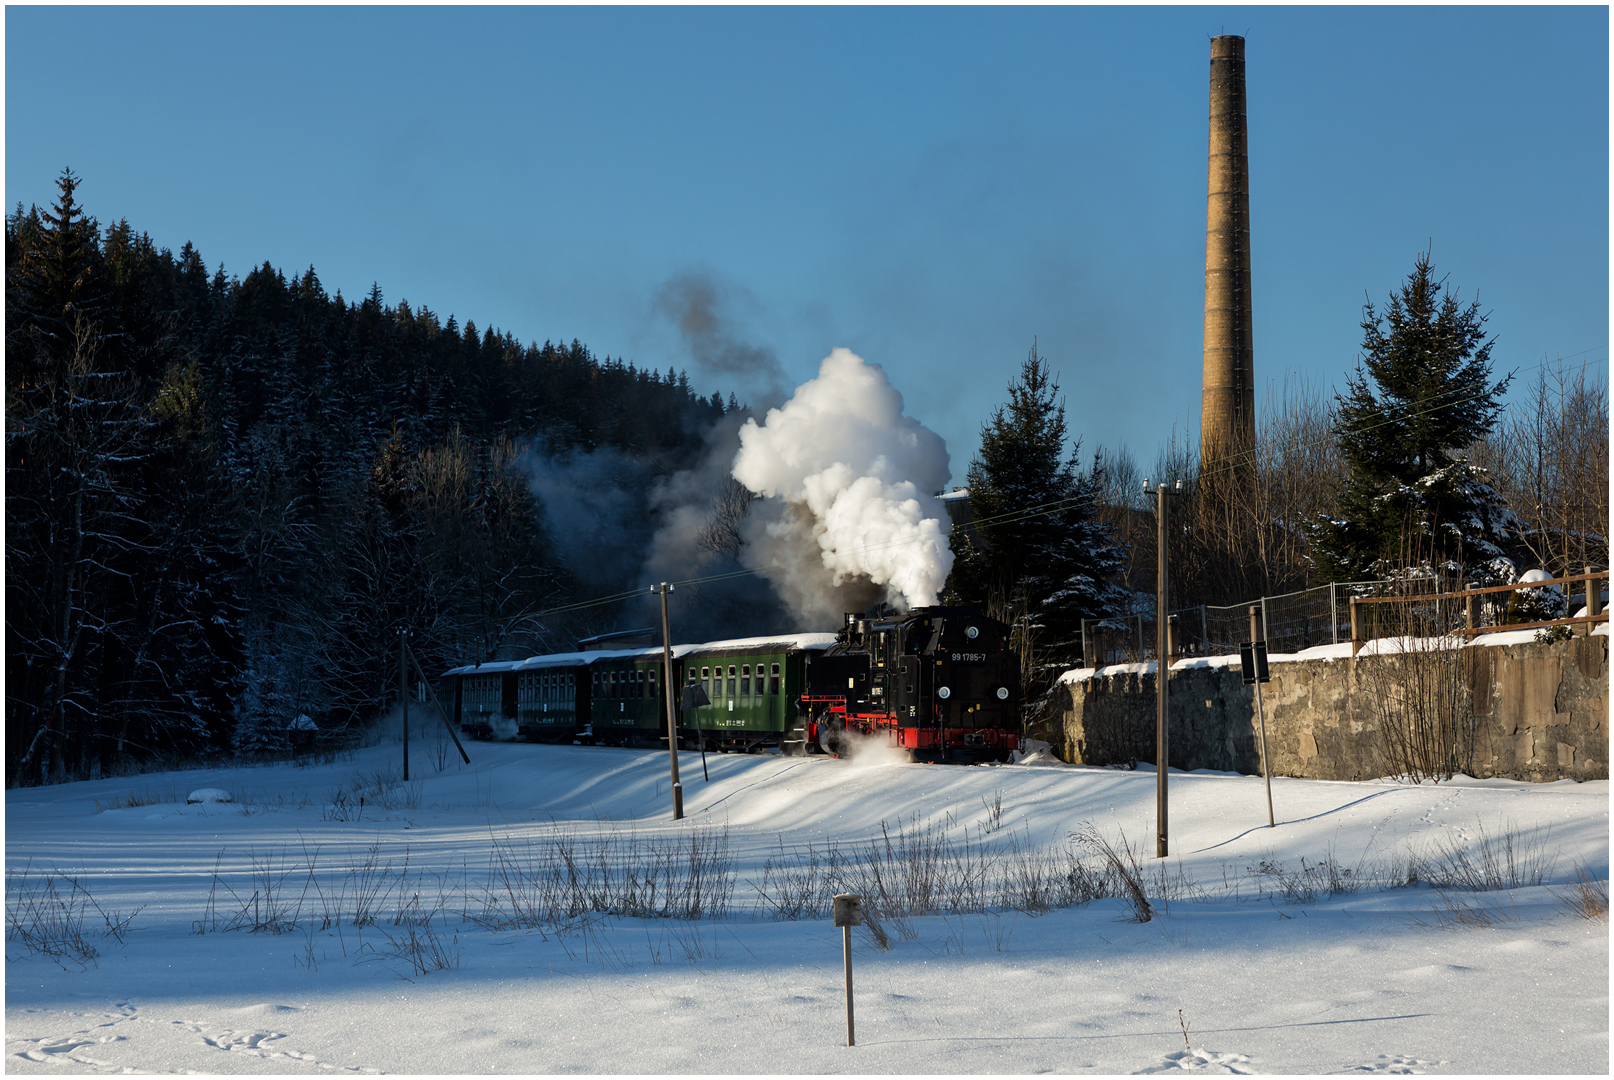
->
441, 605, 1020, 763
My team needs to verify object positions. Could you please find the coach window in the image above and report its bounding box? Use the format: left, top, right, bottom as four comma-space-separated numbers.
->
726, 665, 736, 697
770, 663, 781, 695
741, 665, 751, 697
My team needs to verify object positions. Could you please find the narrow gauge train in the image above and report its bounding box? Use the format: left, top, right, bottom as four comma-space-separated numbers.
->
440, 606, 1019, 763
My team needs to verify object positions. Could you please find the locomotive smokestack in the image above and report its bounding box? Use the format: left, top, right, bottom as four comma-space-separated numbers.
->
1200, 35, 1255, 479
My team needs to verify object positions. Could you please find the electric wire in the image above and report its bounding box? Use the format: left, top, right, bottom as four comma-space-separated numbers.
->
515, 346, 1607, 625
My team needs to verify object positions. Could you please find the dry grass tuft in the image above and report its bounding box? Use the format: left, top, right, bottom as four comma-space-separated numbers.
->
93, 788, 178, 812
1556, 865, 1609, 921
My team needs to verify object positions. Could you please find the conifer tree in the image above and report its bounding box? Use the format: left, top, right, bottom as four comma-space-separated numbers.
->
948, 343, 1126, 674
1313, 254, 1515, 584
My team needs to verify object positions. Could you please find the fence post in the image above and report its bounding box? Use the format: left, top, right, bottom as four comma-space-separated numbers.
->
1330, 583, 1338, 645
1349, 597, 1363, 657
1261, 597, 1271, 651
1201, 606, 1208, 653
1586, 567, 1602, 635
1465, 586, 1477, 635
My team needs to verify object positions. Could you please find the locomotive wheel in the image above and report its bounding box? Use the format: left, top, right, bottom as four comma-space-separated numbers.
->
818, 718, 846, 757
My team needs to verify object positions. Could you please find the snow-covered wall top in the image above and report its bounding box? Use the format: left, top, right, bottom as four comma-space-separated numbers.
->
1059, 620, 1610, 685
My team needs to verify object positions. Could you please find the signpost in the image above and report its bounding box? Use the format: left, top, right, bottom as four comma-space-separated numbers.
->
1239, 610, 1274, 827
832, 893, 863, 1046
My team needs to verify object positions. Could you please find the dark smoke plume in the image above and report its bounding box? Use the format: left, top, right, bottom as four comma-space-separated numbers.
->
655, 271, 787, 406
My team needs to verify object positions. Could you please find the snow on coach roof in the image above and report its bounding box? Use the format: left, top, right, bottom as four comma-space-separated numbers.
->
440, 634, 838, 677
693, 632, 838, 653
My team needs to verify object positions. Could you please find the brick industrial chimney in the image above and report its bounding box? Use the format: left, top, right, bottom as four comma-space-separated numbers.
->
1200, 35, 1254, 477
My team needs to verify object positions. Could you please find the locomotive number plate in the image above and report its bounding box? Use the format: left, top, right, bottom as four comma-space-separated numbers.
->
950, 652, 987, 662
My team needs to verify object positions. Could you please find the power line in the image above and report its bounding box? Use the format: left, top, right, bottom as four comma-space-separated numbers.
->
519, 344, 1607, 623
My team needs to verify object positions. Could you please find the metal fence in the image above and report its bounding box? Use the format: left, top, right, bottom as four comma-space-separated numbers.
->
1079, 581, 1386, 667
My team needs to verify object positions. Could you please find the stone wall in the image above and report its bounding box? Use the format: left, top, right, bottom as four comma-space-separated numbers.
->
1032, 634, 1608, 783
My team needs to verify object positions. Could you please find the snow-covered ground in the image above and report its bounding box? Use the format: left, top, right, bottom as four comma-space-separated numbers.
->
5, 738, 1608, 1074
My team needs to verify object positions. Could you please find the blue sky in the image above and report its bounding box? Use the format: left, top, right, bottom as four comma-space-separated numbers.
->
6, 6, 1607, 483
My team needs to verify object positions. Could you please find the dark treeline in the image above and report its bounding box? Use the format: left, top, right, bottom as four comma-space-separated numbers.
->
7, 170, 726, 784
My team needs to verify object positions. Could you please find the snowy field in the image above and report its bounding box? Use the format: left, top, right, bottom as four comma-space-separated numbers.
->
5, 737, 1608, 1075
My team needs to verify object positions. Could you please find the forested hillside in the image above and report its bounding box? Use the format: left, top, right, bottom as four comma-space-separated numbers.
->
7, 170, 727, 785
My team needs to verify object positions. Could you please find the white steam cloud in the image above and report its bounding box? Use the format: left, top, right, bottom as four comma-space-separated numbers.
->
732, 348, 953, 622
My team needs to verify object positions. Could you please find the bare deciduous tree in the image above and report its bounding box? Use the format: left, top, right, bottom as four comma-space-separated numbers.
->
1472, 360, 1609, 577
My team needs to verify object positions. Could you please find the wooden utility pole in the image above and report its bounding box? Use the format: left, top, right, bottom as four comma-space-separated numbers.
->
1155, 482, 1170, 858
399, 626, 410, 781
653, 583, 683, 820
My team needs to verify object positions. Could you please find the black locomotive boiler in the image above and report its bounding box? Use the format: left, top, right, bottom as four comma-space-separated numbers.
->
799, 605, 1019, 763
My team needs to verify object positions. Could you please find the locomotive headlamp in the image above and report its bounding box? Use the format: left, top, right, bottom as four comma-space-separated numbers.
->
937, 686, 951, 699
996, 687, 1009, 700
965, 626, 979, 639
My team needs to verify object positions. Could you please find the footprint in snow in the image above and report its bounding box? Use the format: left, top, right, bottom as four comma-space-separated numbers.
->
8, 1005, 137, 1068
11, 1034, 126, 1064
200, 1028, 290, 1052
177, 1019, 357, 1068
1339, 1053, 1447, 1074
1136, 1048, 1256, 1074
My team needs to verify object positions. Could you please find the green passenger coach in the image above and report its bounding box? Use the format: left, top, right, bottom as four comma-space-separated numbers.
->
585, 647, 688, 748
515, 653, 592, 743
681, 634, 837, 751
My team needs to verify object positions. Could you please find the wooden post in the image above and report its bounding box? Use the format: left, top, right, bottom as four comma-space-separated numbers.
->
833, 894, 862, 1046
1465, 587, 1477, 635
399, 627, 409, 781
1585, 567, 1602, 635
1156, 483, 1169, 858
1249, 606, 1270, 826
653, 583, 682, 821
1253, 669, 1274, 827
842, 924, 854, 1045
1349, 598, 1362, 658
